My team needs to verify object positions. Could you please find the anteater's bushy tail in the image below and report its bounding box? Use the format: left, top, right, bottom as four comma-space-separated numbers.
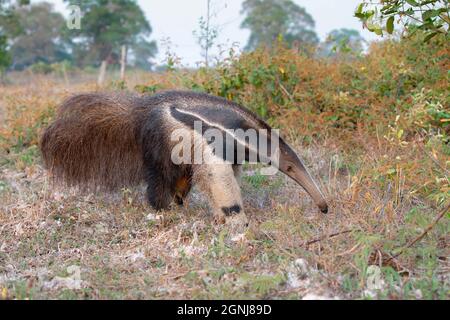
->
40, 92, 144, 190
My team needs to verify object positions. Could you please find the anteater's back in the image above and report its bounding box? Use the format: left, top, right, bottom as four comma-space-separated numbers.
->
40, 92, 144, 190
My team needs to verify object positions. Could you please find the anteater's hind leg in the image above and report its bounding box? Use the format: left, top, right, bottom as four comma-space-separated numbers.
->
193, 163, 248, 228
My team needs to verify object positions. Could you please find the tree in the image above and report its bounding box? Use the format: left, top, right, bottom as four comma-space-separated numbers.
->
0, 0, 30, 73
321, 28, 366, 57
0, 34, 11, 74
240, 0, 319, 51
1, 2, 69, 70
193, 0, 219, 67
64, 0, 157, 68
130, 37, 158, 70
355, 0, 449, 41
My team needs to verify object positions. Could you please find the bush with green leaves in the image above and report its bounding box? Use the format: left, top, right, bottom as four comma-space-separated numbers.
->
355, 0, 449, 41
29, 61, 54, 74
0, 34, 11, 74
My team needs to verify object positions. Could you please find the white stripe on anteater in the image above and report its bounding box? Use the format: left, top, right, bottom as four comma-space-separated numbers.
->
172, 107, 262, 160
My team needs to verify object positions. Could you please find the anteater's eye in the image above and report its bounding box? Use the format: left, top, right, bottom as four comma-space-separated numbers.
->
287, 166, 293, 172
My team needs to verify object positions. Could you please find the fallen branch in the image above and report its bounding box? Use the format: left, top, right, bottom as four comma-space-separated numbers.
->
262, 202, 448, 260
388, 202, 450, 262
302, 228, 359, 247
260, 228, 360, 258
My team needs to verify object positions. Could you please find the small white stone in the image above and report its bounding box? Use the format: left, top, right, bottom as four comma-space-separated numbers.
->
363, 289, 377, 299
285, 258, 311, 289
366, 265, 385, 291
146, 213, 163, 221
287, 272, 310, 289
128, 251, 145, 262
294, 258, 309, 275
302, 293, 334, 300
414, 289, 423, 299
44, 265, 83, 290
14, 223, 24, 236
231, 233, 246, 242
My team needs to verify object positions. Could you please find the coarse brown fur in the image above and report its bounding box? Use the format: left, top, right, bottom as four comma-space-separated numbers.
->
40, 92, 144, 191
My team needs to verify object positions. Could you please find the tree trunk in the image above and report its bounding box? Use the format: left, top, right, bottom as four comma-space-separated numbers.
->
205, 0, 211, 68
62, 62, 69, 86
120, 45, 127, 81
97, 60, 107, 86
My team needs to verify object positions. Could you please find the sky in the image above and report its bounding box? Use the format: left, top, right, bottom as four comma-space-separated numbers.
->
45, 0, 379, 67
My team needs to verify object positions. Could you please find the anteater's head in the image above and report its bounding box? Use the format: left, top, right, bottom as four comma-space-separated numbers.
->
277, 139, 328, 214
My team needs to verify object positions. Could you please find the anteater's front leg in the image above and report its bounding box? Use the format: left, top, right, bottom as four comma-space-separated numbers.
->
145, 167, 174, 210
193, 163, 248, 228
174, 175, 192, 206
232, 164, 243, 185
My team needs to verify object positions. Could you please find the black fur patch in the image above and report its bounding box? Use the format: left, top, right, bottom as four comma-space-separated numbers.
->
169, 106, 275, 165
221, 204, 242, 216
169, 105, 252, 132
137, 105, 193, 210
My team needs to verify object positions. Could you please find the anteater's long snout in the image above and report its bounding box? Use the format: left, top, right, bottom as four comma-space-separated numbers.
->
289, 161, 328, 214
278, 142, 328, 214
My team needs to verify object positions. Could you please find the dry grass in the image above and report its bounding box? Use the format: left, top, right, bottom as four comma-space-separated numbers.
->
0, 64, 449, 300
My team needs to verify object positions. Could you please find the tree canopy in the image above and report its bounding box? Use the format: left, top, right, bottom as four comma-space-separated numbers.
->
0, 0, 157, 70
355, 0, 449, 41
240, 0, 319, 51
321, 28, 366, 57
64, 0, 157, 68
0, 0, 30, 72
2, 2, 68, 70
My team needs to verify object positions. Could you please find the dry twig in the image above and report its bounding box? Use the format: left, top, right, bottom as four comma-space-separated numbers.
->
388, 203, 450, 262
302, 228, 359, 247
